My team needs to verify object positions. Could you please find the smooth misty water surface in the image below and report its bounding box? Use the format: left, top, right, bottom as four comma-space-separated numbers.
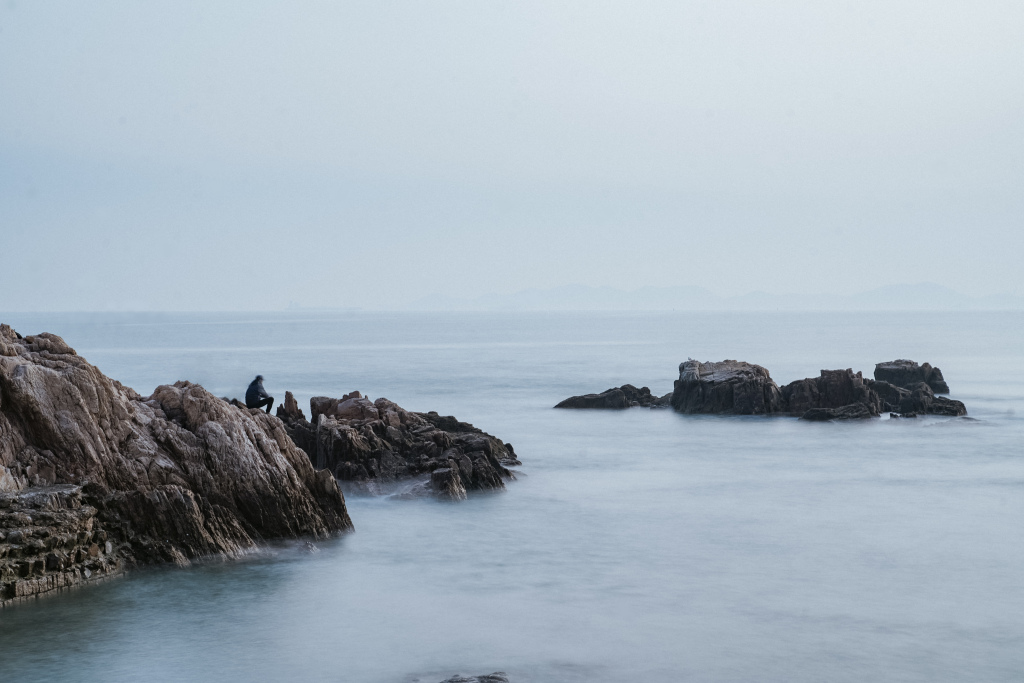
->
1, 311, 1022, 683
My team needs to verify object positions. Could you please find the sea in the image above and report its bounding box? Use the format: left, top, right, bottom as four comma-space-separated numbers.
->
0, 311, 1022, 683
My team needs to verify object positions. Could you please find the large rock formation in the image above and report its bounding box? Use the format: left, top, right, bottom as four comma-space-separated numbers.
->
781, 369, 881, 418
278, 391, 519, 499
554, 384, 670, 409
874, 359, 950, 394
0, 324, 352, 605
661, 358, 967, 420
670, 360, 785, 415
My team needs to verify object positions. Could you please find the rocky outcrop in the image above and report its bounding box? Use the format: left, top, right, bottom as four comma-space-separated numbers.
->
874, 360, 950, 394
437, 674, 509, 683
670, 360, 785, 415
664, 358, 965, 419
554, 384, 670, 409
894, 382, 967, 417
0, 324, 353, 605
278, 392, 519, 498
781, 369, 881, 417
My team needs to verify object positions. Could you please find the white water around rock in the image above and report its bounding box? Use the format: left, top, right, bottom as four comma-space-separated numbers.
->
1, 311, 1023, 683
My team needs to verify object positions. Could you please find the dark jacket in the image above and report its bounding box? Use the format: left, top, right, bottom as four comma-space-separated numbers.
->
245, 377, 270, 407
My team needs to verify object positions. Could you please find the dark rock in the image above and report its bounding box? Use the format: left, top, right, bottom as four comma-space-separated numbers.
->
0, 323, 353, 605
555, 384, 662, 409
279, 395, 519, 499
670, 360, 784, 415
781, 369, 880, 417
929, 396, 968, 416
438, 674, 509, 683
800, 403, 876, 421
875, 359, 950, 394
865, 380, 910, 412
894, 382, 967, 417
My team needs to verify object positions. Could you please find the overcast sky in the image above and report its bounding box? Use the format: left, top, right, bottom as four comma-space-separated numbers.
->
2, 1, 1022, 310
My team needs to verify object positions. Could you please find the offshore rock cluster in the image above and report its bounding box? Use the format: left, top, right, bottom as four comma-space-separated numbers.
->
557, 358, 967, 420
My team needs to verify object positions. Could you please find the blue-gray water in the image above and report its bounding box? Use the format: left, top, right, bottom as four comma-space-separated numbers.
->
1, 311, 1022, 683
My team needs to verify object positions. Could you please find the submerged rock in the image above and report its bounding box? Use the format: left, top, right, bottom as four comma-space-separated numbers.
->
670, 360, 785, 415
800, 403, 876, 421
279, 395, 519, 499
0, 324, 353, 605
554, 384, 670, 409
874, 359, 950, 394
437, 674, 509, 683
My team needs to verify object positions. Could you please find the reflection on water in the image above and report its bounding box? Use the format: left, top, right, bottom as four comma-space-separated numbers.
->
1, 311, 1023, 683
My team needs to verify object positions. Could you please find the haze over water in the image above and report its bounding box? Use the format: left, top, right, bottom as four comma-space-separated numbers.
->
1, 311, 1022, 682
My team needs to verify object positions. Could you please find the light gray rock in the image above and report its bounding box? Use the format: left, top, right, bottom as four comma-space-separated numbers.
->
0, 323, 353, 604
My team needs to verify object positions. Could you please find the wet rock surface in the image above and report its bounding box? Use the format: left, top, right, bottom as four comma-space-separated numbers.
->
0, 324, 353, 605
874, 359, 950, 394
437, 674, 509, 683
800, 403, 876, 421
278, 391, 520, 498
671, 360, 786, 415
554, 384, 670, 409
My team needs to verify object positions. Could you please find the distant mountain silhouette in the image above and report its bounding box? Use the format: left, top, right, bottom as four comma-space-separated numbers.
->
410, 283, 1024, 311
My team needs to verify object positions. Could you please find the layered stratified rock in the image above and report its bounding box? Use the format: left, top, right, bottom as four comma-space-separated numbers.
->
278, 391, 519, 498
781, 369, 881, 418
874, 359, 950, 394
554, 384, 670, 409
670, 360, 785, 415
0, 324, 353, 605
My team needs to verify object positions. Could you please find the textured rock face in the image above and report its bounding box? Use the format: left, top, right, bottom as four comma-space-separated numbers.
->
781, 369, 881, 417
865, 379, 910, 413
896, 382, 967, 416
280, 395, 519, 498
670, 360, 785, 415
0, 324, 353, 604
874, 360, 950, 394
0, 485, 122, 603
555, 384, 670, 409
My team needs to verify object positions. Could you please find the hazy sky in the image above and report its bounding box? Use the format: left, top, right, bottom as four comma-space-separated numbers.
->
2, 1, 1022, 310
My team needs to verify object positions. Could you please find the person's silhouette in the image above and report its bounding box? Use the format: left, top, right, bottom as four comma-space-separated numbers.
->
245, 375, 274, 413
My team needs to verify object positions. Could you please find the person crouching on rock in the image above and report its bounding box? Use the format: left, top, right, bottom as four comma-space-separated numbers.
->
245, 375, 274, 413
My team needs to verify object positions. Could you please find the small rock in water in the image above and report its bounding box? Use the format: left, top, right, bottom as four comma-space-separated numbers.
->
303, 541, 320, 553
437, 673, 509, 683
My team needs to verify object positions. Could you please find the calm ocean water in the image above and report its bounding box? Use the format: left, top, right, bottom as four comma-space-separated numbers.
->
1, 311, 1022, 683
